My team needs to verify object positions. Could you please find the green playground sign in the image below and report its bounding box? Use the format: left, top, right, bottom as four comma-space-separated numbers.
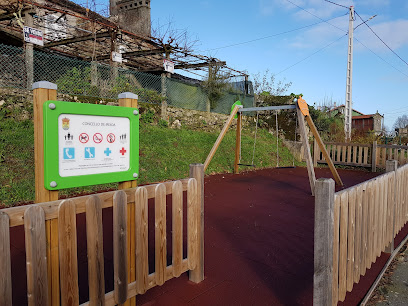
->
43, 100, 139, 190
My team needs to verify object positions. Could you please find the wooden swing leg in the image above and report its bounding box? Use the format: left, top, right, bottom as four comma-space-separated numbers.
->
234, 112, 242, 174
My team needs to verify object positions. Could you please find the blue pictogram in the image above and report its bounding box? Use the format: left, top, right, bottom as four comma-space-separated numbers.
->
104, 148, 112, 156
63, 148, 75, 160
85, 147, 95, 159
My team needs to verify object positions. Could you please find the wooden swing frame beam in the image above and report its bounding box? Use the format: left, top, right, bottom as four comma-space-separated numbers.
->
203, 99, 343, 195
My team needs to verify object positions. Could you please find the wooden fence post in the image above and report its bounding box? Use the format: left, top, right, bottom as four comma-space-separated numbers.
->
372, 141, 377, 172
33, 81, 60, 305
118, 92, 138, 306
314, 178, 335, 306
385, 160, 398, 254
189, 163, 205, 283
234, 112, 242, 174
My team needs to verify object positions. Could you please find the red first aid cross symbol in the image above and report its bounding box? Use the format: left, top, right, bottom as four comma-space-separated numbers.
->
120, 147, 127, 155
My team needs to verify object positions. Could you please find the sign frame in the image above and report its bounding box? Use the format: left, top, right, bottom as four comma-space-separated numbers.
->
23, 26, 44, 46
163, 58, 175, 74
43, 100, 139, 190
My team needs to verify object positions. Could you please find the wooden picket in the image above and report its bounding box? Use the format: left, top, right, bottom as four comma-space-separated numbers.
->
324, 163, 408, 305
0, 174, 203, 305
314, 141, 408, 169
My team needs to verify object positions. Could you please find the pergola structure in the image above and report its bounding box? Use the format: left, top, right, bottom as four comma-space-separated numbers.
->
0, 0, 247, 78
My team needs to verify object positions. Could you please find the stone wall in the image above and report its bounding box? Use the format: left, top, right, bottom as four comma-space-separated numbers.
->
0, 87, 242, 133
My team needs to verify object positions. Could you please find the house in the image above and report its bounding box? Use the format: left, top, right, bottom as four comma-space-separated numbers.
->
395, 127, 408, 137
328, 104, 364, 117
328, 104, 384, 135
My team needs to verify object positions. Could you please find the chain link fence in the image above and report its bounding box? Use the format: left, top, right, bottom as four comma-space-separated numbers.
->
0, 43, 254, 113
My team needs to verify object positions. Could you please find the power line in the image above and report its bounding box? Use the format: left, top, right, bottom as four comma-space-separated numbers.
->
354, 37, 408, 78
201, 13, 347, 52
355, 11, 408, 67
323, 0, 349, 9
284, 0, 346, 33
275, 34, 347, 75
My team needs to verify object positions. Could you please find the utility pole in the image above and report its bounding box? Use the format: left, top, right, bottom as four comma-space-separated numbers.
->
344, 6, 354, 142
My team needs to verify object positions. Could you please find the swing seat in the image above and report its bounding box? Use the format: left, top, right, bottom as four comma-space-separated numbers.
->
237, 163, 256, 167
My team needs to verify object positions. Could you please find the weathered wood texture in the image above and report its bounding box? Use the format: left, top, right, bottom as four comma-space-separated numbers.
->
172, 181, 183, 278
0, 212, 12, 306
315, 142, 408, 169
204, 105, 241, 170
297, 109, 316, 195
24, 206, 49, 306
314, 178, 335, 306
58, 200, 79, 306
327, 162, 408, 305
1, 173, 203, 305
234, 112, 242, 174
113, 190, 128, 304
305, 115, 343, 186
155, 184, 167, 286
118, 95, 138, 306
33, 84, 59, 306
86, 196, 105, 306
189, 164, 205, 282
135, 187, 149, 294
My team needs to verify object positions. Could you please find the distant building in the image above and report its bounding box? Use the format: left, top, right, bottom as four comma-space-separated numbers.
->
328, 104, 384, 135
328, 104, 364, 117
395, 127, 408, 137
352, 113, 383, 135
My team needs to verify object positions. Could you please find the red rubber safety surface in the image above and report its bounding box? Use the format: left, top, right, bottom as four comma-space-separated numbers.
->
7, 167, 408, 305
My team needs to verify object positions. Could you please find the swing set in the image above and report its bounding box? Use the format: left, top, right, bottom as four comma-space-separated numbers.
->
236, 105, 298, 169
203, 97, 343, 195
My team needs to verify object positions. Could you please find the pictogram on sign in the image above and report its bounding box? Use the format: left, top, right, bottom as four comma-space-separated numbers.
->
63, 148, 75, 160
120, 147, 127, 156
93, 133, 103, 143
104, 148, 112, 156
107, 133, 115, 143
79, 133, 89, 143
85, 147, 95, 159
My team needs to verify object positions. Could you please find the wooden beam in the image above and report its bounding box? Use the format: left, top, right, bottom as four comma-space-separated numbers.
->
44, 31, 111, 48
204, 105, 241, 171
95, 48, 165, 61
305, 115, 344, 187
238, 105, 296, 112
175, 61, 226, 70
297, 108, 316, 196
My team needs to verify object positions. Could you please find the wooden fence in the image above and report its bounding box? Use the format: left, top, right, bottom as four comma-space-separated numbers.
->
314, 161, 408, 305
313, 141, 408, 171
0, 174, 203, 305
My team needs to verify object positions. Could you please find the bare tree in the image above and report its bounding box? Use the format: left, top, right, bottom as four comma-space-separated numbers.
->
252, 69, 292, 96
393, 114, 408, 129
201, 62, 232, 110
151, 19, 198, 57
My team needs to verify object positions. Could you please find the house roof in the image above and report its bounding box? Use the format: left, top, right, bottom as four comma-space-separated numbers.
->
330, 104, 365, 116
352, 114, 384, 119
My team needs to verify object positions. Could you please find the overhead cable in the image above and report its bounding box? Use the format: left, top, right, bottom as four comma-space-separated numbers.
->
202, 13, 347, 52
355, 11, 408, 67
275, 34, 347, 75
354, 37, 408, 78
323, 0, 349, 9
